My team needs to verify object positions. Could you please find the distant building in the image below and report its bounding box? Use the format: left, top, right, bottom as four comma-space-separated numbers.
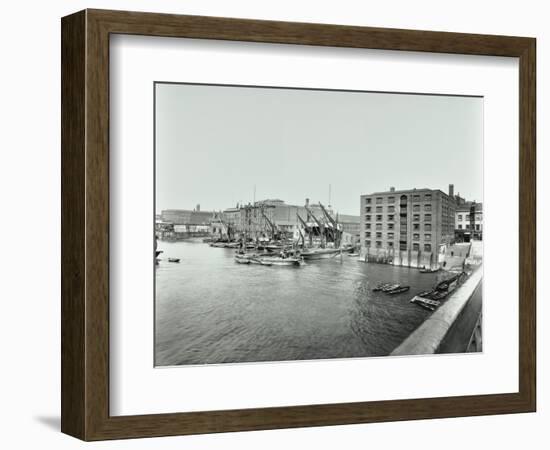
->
159, 206, 214, 238
213, 198, 360, 244
359, 185, 457, 269
223, 207, 241, 227
455, 200, 483, 241
338, 214, 361, 241
161, 207, 214, 227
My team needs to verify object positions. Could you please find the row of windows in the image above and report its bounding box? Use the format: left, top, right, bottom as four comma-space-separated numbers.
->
366, 223, 392, 230
457, 224, 481, 230
412, 204, 432, 212
365, 232, 432, 240
365, 194, 433, 204
365, 232, 392, 239
366, 222, 432, 231
414, 223, 432, 231
413, 233, 432, 240
457, 214, 482, 221
365, 240, 432, 252
365, 197, 395, 205
365, 205, 397, 213
365, 214, 395, 222
365, 202, 435, 213
366, 214, 432, 222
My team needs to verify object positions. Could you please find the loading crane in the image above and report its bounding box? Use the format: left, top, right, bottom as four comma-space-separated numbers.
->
318, 202, 341, 247
304, 204, 326, 248
260, 206, 279, 240
296, 213, 312, 247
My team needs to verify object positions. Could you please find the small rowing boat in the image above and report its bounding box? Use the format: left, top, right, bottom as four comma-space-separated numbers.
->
167, 257, 180, 263
255, 256, 303, 266
419, 267, 440, 273
410, 295, 441, 311
387, 286, 410, 295
300, 248, 342, 260
373, 283, 391, 292
382, 283, 400, 292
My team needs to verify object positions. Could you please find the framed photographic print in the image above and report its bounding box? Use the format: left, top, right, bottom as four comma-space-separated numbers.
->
61, 9, 536, 440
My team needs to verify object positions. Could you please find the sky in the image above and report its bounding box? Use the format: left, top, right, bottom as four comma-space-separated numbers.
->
155, 83, 483, 216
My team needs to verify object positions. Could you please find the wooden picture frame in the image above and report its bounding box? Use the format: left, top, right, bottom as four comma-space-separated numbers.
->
61, 9, 536, 441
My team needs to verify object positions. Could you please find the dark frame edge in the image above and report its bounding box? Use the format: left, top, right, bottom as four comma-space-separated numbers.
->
61, 10, 87, 440
518, 37, 536, 413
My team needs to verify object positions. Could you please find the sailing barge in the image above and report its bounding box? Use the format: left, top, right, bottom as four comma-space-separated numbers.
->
410, 272, 467, 311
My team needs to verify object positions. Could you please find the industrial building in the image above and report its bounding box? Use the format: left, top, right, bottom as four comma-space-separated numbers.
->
211, 198, 360, 245
158, 205, 214, 239
359, 185, 457, 269
455, 200, 483, 242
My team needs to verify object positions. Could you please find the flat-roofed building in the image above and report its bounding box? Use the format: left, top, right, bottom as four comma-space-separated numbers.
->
161, 207, 214, 226
455, 201, 483, 241
360, 185, 456, 269
160, 206, 214, 237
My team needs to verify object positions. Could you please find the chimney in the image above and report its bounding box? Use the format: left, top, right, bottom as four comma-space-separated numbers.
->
196, 204, 200, 211
305, 198, 310, 206
390, 186, 395, 192
449, 184, 454, 198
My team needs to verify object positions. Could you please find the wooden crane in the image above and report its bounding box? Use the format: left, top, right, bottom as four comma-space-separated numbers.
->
318, 202, 341, 247
296, 213, 312, 247
304, 204, 326, 248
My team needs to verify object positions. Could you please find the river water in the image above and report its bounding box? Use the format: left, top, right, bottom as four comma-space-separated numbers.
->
155, 239, 446, 366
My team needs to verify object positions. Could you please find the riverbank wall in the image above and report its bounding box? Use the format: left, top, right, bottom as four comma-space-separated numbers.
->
361, 247, 438, 270
390, 265, 483, 355
361, 242, 476, 271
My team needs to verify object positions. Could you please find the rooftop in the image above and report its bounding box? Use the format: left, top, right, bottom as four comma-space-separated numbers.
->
363, 188, 451, 197
456, 202, 483, 212
161, 209, 214, 214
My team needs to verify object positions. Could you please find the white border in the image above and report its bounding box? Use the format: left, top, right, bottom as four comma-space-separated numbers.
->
110, 35, 519, 416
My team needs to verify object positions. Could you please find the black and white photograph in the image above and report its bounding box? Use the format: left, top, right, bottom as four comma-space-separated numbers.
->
154, 82, 484, 366
3, 0, 542, 447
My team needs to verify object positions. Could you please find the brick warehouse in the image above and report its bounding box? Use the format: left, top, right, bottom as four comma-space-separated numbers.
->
360, 185, 456, 269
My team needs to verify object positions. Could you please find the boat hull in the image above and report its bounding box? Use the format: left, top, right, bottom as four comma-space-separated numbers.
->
256, 257, 302, 266
300, 248, 342, 260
